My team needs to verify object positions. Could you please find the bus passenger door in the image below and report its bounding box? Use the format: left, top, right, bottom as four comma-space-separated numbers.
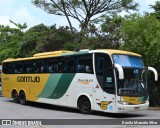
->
94, 53, 116, 112
102, 68, 116, 112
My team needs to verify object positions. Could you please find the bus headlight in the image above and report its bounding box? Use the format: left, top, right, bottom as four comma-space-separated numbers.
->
118, 101, 129, 105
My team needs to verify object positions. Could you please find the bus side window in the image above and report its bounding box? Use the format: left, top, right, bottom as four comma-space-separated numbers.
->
27, 67, 32, 73
47, 58, 59, 73
15, 69, 19, 73
34, 67, 40, 73
14, 63, 23, 74
85, 65, 92, 73
23, 61, 34, 73
49, 65, 57, 73
63, 57, 75, 73
3, 63, 14, 74
78, 65, 85, 73
76, 54, 93, 74
58, 62, 63, 73
41, 66, 45, 73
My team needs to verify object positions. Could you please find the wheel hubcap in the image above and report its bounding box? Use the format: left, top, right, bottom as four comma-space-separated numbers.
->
82, 101, 90, 111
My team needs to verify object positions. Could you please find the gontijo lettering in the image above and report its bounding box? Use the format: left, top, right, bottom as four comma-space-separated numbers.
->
17, 76, 40, 83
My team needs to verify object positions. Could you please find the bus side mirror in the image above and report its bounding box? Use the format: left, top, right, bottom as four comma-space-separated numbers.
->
148, 67, 158, 81
114, 64, 124, 80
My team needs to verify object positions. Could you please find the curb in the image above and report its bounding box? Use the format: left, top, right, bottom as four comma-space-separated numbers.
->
148, 107, 160, 110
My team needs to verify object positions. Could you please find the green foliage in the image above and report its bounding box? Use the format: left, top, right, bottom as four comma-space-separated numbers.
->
150, 1, 160, 19
9, 20, 27, 31
100, 14, 123, 49
0, 25, 23, 44
18, 24, 76, 57
0, 21, 78, 64
35, 25, 75, 52
0, 22, 25, 63
0, 39, 21, 63
76, 14, 124, 50
18, 24, 48, 57
64, 42, 75, 51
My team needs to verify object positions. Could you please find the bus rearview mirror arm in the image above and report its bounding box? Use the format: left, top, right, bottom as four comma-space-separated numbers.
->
148, 67, 158, 81
114, 64, 124, 80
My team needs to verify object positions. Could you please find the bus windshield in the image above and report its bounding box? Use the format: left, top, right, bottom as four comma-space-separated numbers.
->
112, 54, 148, 97
117, 68, 148, 97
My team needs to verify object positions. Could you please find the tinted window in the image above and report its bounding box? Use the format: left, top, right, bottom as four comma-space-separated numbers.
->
76, 54, 93, 74
95, 53, 115, 94
2, 54, 93, 74
113, 55, 144, 68
14, 62, 23, 74
95, 53, 112, 76
63, 57, 75, 73
3, 62, 14, 74
48, 58, 59, 73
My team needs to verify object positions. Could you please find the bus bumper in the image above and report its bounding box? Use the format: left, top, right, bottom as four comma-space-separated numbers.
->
115, 101, 149, 113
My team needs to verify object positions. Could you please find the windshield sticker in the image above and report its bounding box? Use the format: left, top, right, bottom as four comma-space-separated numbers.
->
134, 69, 139, 74
109, 105, 113, 110
107, 77, 112, 82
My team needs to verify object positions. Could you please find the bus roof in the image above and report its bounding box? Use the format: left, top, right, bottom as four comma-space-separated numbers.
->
3, 49, 141, 62
96, 49, 141, 57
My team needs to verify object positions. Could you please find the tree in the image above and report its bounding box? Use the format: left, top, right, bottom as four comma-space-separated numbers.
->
35, 25, 75, 52
0, 22, 77, 63
0, 24, 25, 63
100, 14, 123, 49
32, 0, 138, 34
0, 20, 27, 63
120, 13, 160, 67
76, 14, 123, 50
18, 24, 48, 57
0, 25, 23, 44
9, 20, 27, 31
18, 23, 76, 57
150, 1, 160, 19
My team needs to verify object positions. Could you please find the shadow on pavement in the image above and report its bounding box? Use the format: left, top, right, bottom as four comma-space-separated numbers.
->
4, 98, 147, 118
92, 111, 147, 118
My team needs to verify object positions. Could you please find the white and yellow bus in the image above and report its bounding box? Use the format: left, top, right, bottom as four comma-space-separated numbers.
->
2, 49, 158, 113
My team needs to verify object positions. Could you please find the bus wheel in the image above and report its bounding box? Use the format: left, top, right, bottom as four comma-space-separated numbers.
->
12, 91, 19, 103
78, 97, 91, 114
19, 91, 27, 105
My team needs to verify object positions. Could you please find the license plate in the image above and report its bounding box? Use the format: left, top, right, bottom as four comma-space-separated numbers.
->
134, 107, 140, 110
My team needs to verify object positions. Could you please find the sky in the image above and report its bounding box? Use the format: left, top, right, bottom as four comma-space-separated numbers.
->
0, 0, 158, 30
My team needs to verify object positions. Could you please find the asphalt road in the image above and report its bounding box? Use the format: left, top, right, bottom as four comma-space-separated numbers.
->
0, 96, 160, 128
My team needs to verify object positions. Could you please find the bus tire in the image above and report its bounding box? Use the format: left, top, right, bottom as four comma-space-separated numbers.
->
78, 97, 92, 114
19, 91, 27, 105
12, 91, 19, 103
